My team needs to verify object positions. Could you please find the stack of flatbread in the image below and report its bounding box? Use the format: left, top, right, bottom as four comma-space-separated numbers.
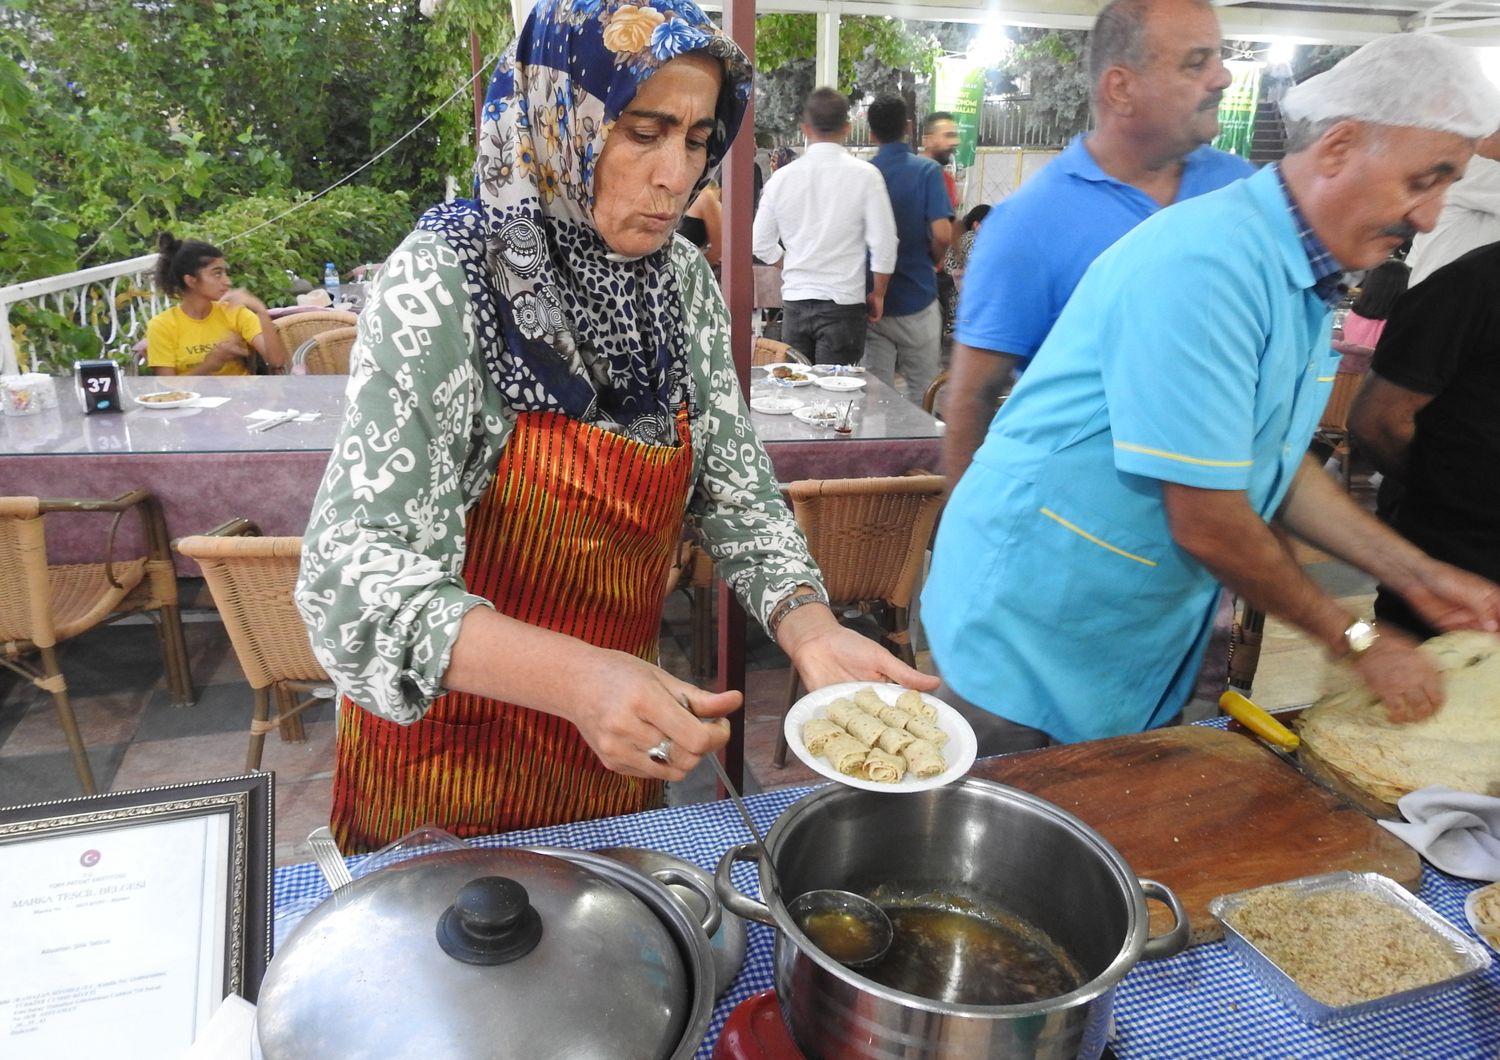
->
1296, 630, 1500, 804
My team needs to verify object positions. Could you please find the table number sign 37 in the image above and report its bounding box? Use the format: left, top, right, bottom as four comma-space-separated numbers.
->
74, 359, 124, 415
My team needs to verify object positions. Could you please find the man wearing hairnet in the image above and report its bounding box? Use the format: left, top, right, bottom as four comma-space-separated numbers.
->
923, 34, 1500, 754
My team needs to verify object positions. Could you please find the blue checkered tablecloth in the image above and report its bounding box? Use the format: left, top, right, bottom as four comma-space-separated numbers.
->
273, 786, 1499, 1059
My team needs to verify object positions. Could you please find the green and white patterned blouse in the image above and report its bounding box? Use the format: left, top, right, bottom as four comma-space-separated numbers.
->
295, 230, 826, 723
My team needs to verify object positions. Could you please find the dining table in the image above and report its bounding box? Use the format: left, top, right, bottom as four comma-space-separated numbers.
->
1, 372, 942, 572
270, 722, 1500, 1059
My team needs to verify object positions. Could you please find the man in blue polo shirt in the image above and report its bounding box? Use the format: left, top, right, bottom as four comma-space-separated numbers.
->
943, 0, 1252, 485
923, 33, 1500, 755
863, 94, 953, 403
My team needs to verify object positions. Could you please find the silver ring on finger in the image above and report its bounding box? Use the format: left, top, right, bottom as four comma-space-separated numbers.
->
647, 738, 673, 765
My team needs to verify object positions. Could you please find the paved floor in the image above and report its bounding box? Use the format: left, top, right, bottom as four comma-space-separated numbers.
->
0, 506, 1374, 866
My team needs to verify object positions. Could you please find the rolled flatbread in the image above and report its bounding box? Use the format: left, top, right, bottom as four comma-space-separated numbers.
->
1297, 630, 1500, 803
876, 726, 917, 755
862, 747, 907, 784
827, 698, 862, 729
896, 690, 938, 721
844, 710, 886, 748
903, 738, 945, 779
822, 733, 868, 776
876, 705, 914, 729
854, 687, 888, 713
802, 718, 844, 756
905, 716, 949, 747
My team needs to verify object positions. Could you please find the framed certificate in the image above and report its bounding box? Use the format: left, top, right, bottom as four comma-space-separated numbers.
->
0, 773, 273, 1059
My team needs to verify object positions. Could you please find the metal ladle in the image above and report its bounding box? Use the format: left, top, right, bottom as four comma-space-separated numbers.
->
669, 696, 893, 968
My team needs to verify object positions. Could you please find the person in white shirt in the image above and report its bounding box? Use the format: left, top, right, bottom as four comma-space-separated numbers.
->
1406, 126, 1500, 285
752, 88, 898, 365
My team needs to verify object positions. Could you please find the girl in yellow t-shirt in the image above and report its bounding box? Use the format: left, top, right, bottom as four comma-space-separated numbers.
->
146, 234, 287, 376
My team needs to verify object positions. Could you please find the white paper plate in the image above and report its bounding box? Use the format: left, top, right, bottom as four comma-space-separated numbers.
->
816, 376, 867, 392
134, 390, 201, 409
760, 367, 816, 386
811, 364, 865, 375
792, 405, 840, 428
750, 396, 803, 415
1466, 883, 1500, 953
783, 682, 977, 793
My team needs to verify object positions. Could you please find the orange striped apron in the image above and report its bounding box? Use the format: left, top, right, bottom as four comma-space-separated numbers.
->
330, 407, 693, 852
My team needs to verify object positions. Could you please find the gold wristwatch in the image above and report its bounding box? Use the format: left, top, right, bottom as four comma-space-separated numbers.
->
1342, 619, 1379, 657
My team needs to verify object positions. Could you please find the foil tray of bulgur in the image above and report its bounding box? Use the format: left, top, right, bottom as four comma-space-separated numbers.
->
1209, 871, 1491, 1023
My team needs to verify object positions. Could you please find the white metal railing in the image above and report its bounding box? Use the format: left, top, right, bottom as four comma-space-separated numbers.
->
0, 254, 167, 375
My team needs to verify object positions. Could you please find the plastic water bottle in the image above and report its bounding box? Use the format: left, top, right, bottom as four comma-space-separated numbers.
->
323, 263, 340, 305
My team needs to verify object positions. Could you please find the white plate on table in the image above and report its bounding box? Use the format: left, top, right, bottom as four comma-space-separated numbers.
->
750, 396, 803, 416
791, 405, 841, 428
133, 390, 200, 409
760, 367, 816, 386
810, 364, 865, 375
784, 681, 977, 793
816, 376, 867, 392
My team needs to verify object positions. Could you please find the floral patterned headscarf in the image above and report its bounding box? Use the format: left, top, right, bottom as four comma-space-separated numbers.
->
416, 0, 751, 445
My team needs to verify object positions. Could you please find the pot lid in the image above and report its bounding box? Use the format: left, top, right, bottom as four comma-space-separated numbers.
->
255, 847, 691, 1060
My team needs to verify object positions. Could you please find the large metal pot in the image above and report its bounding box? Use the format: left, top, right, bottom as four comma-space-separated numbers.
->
715, 779, 1188, 1059
255, 845, 720, 1060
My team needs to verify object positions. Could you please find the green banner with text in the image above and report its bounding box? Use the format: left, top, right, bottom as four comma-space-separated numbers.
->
933, 55, 985, 168
1212, 60, 1263, 159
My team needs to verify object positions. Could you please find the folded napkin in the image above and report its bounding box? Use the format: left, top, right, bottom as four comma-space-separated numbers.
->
185, 396, 231, 409
181, 993, 254, 1059
246, 408, 320, 423
1379, 786, 1500, 881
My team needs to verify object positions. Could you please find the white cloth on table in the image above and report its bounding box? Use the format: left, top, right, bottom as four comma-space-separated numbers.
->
1379, 786, 1500, 881
181, 994, 255, 1059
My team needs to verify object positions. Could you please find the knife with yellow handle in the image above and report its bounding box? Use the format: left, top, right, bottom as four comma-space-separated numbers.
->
1218, 691, 1398, 819
1219, 691, 1301, 752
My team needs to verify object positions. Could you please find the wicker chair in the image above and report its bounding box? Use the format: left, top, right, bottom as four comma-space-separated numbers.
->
661, 534, 717, 680
752, 337, 812, 367
276, 310, 357, 370
175, 523, 330, 770
300, 326, 358, 375
752, 338, 791, 366
1227, 600, 1266, 694
0, 493, 195, 794
921, 370, 949, 418
772, 475, 946, 767
1311, 370, 1365, 488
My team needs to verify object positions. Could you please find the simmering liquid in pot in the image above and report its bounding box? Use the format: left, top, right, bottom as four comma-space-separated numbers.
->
859, 904, 1083, 1006
801, 909, 883, 964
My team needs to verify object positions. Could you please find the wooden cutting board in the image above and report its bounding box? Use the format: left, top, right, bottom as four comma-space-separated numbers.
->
970, 726, 1420, 946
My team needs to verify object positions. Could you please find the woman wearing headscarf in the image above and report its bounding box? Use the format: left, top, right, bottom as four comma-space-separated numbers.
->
296, 0, 933, 852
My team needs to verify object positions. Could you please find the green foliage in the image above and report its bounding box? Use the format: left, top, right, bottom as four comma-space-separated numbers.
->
756, 14, 936, 91
1, 0, 510, 287
1003, 29, 1092, 139
754, 15, 942, 138
193, 185, 418, 302
372, 0, 514, 200
0, 48, 81, 280
9, 302, 110, 377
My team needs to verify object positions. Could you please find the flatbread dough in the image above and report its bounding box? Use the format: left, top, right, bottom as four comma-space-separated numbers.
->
1296, 630, 1500, 804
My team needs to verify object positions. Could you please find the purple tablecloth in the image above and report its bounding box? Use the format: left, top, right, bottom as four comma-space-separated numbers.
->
3, 375, 941, 570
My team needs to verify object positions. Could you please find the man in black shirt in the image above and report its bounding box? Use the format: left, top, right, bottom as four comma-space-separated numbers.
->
1350, 241, 1500, 638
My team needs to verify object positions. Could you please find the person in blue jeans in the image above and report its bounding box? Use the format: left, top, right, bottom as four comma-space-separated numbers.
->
862, 95, 953, 403
942, 0, 1252, 487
